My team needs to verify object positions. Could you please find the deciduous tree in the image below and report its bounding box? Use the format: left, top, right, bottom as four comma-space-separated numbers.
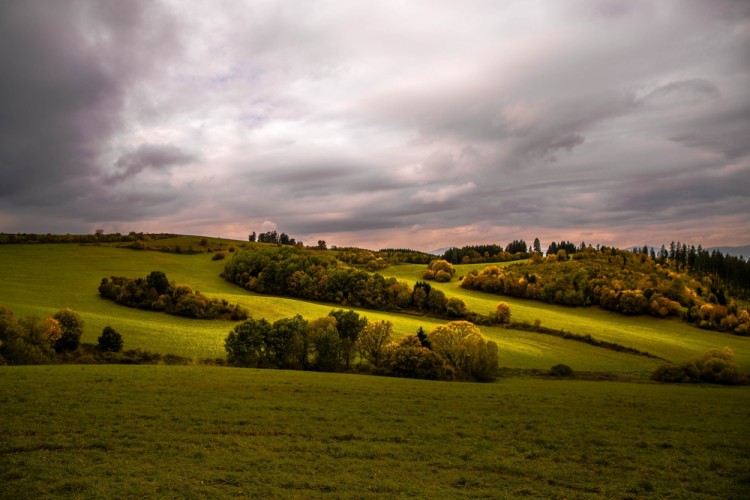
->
52, 308, 84, 352
356, 320, 393, 368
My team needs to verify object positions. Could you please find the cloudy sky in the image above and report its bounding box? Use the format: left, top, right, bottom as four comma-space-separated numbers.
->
1, 0, 749, 250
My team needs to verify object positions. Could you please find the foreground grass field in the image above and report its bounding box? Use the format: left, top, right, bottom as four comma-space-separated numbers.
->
1, 242, 749, 372
1, 365, 749, 498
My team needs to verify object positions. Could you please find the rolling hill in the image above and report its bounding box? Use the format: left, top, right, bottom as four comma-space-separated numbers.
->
1, 236, 749, 371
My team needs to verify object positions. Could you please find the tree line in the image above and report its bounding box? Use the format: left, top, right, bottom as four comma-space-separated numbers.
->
440, 241, 531, 264
0, 305, 210, 366
98, 271, 249, 320
458, 247, 750, 335
248, 230, 301, 246
635, 241, 750, 298
0, 306, 87, 364
222, 246, 505, 324
336, 247, 433, 270
0, 231, 176, 245
225, 309, 499, 381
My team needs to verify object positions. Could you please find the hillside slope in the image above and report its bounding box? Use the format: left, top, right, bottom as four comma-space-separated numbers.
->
1, 242, 749, 371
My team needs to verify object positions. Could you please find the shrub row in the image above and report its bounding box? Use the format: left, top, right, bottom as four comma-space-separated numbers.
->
225, 311, 500, 382
98, 271, 248, 320
508, 320, 663, 360
652, 348, 748, 385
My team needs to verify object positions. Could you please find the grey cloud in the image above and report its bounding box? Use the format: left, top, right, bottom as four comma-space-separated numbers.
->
254, 164, 356, 196
668, 103, 750, 160
587, 0, 637, 19
642, 79, 720, 105
286, 217, 403, 235
612, 167, 750, 215
108, 144, 198, 184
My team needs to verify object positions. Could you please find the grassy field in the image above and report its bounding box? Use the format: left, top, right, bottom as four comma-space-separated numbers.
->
1, 243, 749, 372
2, 365, 749, 498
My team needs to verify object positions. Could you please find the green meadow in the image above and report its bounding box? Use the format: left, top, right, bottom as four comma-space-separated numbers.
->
2, 365, 749, 498
2, 240, 750, 498
2, 242, 750, 372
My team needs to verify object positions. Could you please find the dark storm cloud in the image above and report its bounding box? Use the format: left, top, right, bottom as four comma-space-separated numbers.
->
0, 2, 119, 201
0, 0, 181, 206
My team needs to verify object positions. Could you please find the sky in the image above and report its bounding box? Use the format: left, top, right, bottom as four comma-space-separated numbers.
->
1, 0, 749, 251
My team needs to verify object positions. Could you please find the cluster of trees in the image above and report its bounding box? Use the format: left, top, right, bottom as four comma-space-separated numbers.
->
225, 310, 499, 381
546, 241, 586, 258
0, 306, 85, 364
98, 271, 249, 320
422, 259, 456, 282
440, 241, 531, 264
336, 247, 433, 270
376, 248, 433, 264
0, 231, 176, 245
459, 247, 750, 334
688, 303, 750, 334
635, 241, 750, 298
652, 348, 747, 385
0, 304, 204, 366
335, 248, 391, 271
248, 230, 301, 246
223, 246, 501, 323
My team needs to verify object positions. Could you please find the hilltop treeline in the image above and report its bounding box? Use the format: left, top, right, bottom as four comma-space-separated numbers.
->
336, 247, 433, 271
441, 240, 531, 264
377, 248, 434, 264
248, 230, 301, 246
636, 241, 750, 299
460, 247, 750, 335
98, 271, 248, 320
0, 231, 176, 244
225, 311, 499, 382
222, 246, 499, 323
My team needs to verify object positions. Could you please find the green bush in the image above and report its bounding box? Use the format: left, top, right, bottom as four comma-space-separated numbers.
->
652, 348, 747, 385
384, 336, 453, 381
429, 321, 499, 381
549, 364, 574, 378
446, 297, 468, 318
98, 326, 123, 352
52, 308, 84, 353
491, 302, 511, 324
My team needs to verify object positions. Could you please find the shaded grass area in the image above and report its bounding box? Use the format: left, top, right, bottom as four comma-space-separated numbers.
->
2, 365, 749, 498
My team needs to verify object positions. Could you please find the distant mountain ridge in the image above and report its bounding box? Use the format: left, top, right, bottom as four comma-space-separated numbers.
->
427, 247, 451, 256
706, 246, 750, 260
